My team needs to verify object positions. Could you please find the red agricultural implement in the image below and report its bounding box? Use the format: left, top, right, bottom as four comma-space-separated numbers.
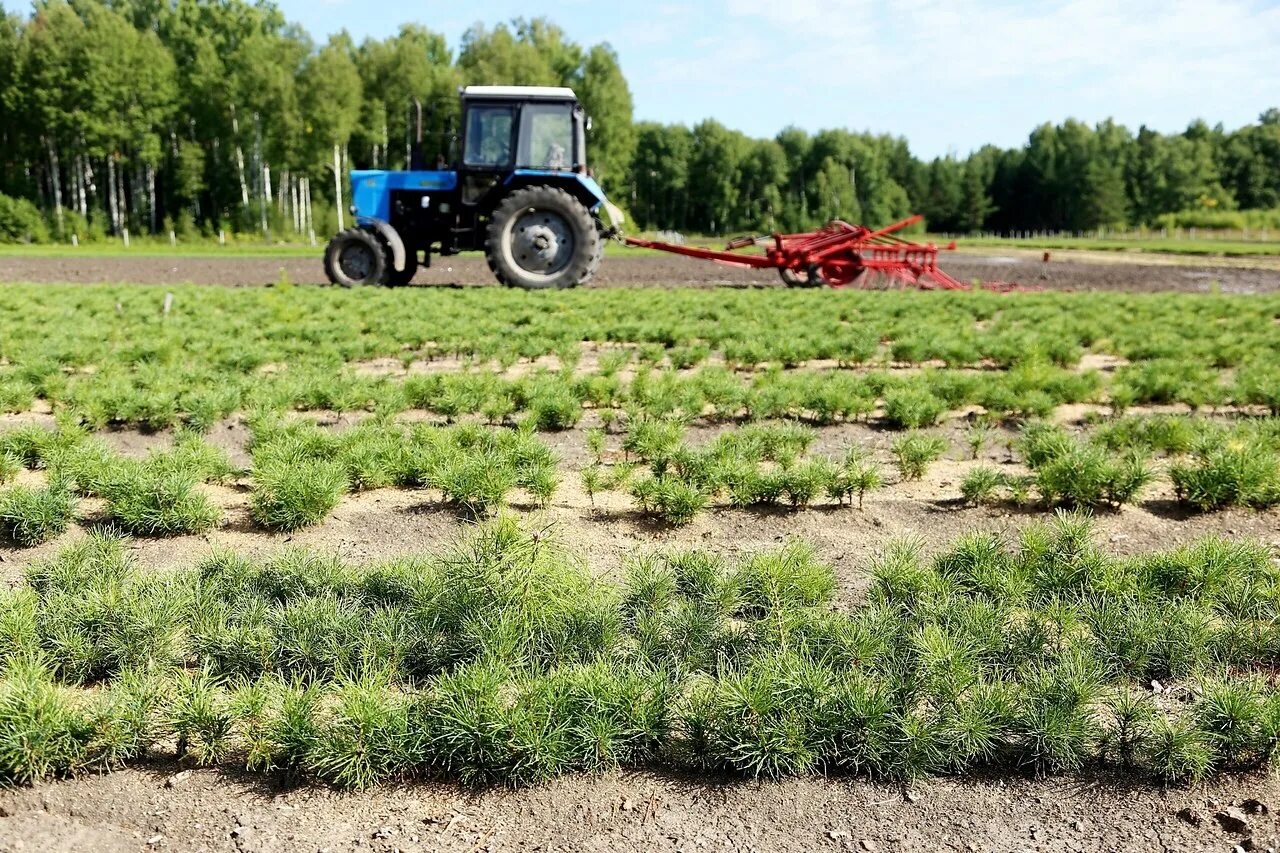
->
624, 214, 1020, 291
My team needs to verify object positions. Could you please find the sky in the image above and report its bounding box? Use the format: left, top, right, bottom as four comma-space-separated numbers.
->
6, 0, 1280, 158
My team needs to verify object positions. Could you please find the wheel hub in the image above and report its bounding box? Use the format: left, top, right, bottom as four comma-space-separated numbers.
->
339, 242, 375, 280
513, 210, 575, 276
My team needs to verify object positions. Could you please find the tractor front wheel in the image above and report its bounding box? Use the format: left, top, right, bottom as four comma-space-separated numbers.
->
324, 228, 386, 287
485, 186, 601, 289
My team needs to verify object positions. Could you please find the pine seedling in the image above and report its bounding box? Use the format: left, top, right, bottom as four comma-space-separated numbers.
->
829, 449, 885, 509
960, 466, 1005, 506
1195, 678, 1267, 767
107, 468, 222, 536
1101, 687, 1154, 768
585, 427, 606, 463
891, 433, 948, 481
171, 670, 236, 766
0, 483, 75, 546
305, 676, 409, 789
581, 465, 604, 508
0, 451, 20, 485
251, 458, 347, 531
1145, 716, 1214, 783
966, 421, 991, 460
779, 459, 833, 508
883, 387, 946, 429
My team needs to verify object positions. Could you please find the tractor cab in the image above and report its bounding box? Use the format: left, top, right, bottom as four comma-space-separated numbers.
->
325, 85, 623, 290
458, 86, 587, 202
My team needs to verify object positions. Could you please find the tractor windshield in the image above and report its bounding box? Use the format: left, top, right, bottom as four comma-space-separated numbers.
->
464, 105, 515, 168
517, 103, 574, 171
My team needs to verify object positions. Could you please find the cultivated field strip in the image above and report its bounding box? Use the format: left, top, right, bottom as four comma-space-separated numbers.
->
3, 516, 1280, 788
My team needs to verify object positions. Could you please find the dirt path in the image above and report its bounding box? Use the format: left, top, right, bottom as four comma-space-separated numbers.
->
2, 251, 1280, 292
2, 763, 1278, 852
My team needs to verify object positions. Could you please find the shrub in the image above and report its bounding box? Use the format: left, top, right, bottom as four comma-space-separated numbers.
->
0, 193, 49, 244
892, 433, 948, 480
0, 484, 75, 546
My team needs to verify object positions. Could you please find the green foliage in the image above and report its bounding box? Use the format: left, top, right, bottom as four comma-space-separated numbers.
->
960, 465, 1005, 505
0, 193, 48, 244
0, 656, 95, 784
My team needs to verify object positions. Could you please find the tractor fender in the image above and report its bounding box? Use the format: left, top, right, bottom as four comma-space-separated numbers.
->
357, 217, 406, 272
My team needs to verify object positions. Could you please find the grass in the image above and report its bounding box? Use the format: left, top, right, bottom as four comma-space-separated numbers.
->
0, 515, 1278, 788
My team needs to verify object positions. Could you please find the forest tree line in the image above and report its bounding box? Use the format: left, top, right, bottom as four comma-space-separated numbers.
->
0, 0, 1278, 242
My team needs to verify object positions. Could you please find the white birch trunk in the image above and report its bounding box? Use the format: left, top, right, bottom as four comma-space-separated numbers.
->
107, 156, 119, 232
147, 164, 157, 234
333, 143, 344, 231
46, 138, 63, 229
231, 107, 249, 207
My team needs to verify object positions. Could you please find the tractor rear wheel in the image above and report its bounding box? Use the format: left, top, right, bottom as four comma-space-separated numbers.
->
485, 185, 601, 289
324, 228, 386, 287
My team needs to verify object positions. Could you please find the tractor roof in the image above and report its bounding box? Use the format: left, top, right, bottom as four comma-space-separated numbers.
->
461, 85, 578, 102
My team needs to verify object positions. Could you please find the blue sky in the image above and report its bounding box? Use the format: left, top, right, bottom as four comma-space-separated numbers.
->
6, 0, 1280, 158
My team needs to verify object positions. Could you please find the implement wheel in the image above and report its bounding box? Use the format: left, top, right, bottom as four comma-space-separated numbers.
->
485, 185, 602, 289
324, 228, 386, 287
779, 267, 819, 288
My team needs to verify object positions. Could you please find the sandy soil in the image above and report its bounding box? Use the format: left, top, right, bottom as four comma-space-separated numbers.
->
2, 762, 1279, 853
2, 250, 1280, 293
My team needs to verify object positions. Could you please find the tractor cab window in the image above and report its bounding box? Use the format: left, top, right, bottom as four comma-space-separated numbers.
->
463, 105, 515, 169
517, 103, 574, 171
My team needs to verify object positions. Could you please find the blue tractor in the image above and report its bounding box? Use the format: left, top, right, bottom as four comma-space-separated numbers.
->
323, 85, 624, 290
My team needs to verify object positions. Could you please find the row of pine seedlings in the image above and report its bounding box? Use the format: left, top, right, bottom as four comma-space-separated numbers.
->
3, 514, 1280, 787
2, 390, 1279, 541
